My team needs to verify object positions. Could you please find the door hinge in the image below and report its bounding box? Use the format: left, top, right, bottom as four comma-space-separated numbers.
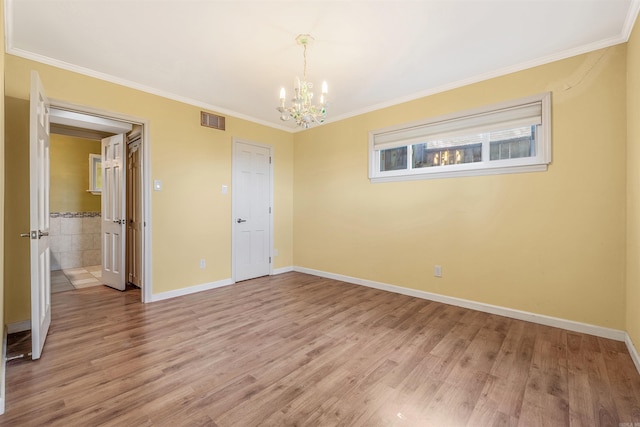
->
269, 207, 272, 214
269, 257, 272, 263
269, 156, 272, 164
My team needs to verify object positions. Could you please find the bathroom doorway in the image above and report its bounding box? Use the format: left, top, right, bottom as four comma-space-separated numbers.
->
48, 108, 146, 298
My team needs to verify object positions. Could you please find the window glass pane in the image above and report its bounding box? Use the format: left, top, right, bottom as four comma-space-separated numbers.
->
380, 146, 407, 171
412, 134, 483, 169
489, 126, 535, 160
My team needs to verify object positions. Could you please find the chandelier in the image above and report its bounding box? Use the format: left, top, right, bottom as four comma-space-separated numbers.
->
277, 34, 328, 129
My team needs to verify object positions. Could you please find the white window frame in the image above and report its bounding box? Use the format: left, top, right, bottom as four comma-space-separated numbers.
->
368, 92, 551, 183
88, 153, 102, 195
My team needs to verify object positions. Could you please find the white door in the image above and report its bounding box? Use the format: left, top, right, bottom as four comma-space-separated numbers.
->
233, 141, 272, 282
101, 134, 126, 291
28, 71, 51, 360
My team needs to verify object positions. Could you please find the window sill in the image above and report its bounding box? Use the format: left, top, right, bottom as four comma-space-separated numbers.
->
370, 163, 548, 183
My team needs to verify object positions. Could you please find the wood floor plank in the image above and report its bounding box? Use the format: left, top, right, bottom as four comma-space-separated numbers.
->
3, 272, 640, 426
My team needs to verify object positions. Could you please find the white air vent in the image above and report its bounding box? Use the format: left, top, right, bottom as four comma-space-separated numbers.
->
201, 111, 226, 131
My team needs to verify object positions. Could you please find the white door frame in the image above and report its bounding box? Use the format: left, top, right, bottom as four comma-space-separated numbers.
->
231, 138, 274, 282
50, 98, 152, 303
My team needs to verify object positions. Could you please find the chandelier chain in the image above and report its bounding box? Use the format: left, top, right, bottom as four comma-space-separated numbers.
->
303, 43, 308, 81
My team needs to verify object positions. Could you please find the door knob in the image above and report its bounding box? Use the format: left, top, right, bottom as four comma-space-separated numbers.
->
236, 218, 247, 223
20, 230, 48, 239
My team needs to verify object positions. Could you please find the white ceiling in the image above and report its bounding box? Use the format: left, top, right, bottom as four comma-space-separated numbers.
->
6, 1, 639, 132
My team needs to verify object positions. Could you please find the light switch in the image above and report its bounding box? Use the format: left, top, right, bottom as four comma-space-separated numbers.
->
221, 185, 228, 194
154, 180, 162, 191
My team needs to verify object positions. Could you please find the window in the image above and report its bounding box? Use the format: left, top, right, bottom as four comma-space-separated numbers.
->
369, 93, 551, 182
88, 154, 102, 195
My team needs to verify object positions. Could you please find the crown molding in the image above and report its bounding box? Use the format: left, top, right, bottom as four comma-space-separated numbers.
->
324, 34, 631, 127
6, 0, 639, 135
622, 0, 640, 40
5, 47, 296, 134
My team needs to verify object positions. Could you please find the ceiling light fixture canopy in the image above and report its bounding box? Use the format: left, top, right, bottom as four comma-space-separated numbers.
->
277, 34, 328, 129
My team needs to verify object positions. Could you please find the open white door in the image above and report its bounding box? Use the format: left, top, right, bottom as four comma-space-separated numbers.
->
28, 71, 51, 360
233, 140, 272, 282
101, 134, 126, 290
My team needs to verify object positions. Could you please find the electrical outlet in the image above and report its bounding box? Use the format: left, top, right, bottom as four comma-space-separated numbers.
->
434, 265, 442, 277
199, 259, 206, 269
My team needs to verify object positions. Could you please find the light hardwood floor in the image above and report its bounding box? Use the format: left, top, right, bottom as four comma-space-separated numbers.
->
2, 272, 640, 426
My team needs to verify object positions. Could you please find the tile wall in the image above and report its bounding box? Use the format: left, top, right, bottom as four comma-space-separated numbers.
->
49, 212, 101, 270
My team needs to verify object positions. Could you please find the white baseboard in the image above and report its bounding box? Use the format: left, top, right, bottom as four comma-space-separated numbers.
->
626, 334, 640, 374
294, 266, 627, 342
150, 278, 234, 302
7, 320, 31, 334
149, 267, 297, 302
273, 266, 294, 275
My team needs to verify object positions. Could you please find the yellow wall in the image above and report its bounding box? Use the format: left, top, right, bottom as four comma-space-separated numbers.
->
50, 134, 101, 213
4, 55, 294, 324
627, 18, 640, 349
294, 45, 628, 329
3, 31, 636, 337
4, 97, 30, 324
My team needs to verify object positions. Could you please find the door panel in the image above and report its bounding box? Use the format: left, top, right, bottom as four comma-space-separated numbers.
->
101, 134, 126, 290
233, 141, 271, 282
126, 138, 142, 287
29, 71, 51, 360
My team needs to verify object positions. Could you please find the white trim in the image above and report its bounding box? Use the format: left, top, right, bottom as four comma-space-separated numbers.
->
231, 138, 274, 282
371, 164, 548, 183
150, 278, 234, 302
7, 320, 31, 334
273, 266, 294, 275
3, 0, 13, 54
49, 99, 153, 303
6, 0, 638, 135
321, 35, 631, 129
626, 334, 640, 374
294, 266, 627, 342
141, 120, 152, 304
149, 267, 292, 302
5, 48, 293, 134
622, 0, 640, 41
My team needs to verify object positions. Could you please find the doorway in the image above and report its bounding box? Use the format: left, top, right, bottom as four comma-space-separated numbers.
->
48, 116, 125, 293
13, 72, 151, 363
8, 107, 149, 363
48, 104, 150, 302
